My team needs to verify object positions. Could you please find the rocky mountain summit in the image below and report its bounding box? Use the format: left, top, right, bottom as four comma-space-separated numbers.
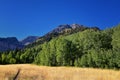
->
48, 24, 86, 34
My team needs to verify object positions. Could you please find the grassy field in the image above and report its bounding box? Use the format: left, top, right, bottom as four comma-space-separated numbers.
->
0, 64, 120, 80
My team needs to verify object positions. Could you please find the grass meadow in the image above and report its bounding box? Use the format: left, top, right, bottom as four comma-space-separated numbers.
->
0, 64, 120, 80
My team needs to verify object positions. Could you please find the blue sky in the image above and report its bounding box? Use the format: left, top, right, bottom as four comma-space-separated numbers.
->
0, 0, 120, 40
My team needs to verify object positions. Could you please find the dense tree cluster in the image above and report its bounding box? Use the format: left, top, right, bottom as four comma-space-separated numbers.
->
0, 24, 120, 69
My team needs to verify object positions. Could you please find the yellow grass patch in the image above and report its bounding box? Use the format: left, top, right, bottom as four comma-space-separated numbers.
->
0, 64, 120, 80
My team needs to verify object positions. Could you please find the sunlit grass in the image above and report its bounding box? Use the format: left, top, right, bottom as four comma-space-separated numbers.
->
0, 64, 120, 80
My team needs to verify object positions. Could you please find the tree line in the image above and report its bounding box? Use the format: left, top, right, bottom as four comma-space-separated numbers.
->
0, 24, 120, 69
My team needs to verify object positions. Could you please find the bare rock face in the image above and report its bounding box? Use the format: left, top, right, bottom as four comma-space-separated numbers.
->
70, 24, 84, 29
20, 36, 39, 45
48, 24, 91, 34
0, 37, 23, 51
48, 24, 72, 34
35, 24, 100, 47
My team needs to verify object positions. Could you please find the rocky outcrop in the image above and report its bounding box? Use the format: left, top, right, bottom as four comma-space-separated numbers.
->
20, 36, 39, 45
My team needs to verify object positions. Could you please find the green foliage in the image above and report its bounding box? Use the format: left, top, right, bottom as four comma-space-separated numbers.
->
112, 24, 120, 49
1, 24, 120, 70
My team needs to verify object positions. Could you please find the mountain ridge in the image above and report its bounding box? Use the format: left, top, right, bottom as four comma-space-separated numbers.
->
0, 23, 100, 51
26, 24, 100, 48
20, 36, 39, 45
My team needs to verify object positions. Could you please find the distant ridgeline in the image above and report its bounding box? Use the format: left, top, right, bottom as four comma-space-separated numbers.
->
0, 36, 39, 51
0, 37, 23, 51
0, 24, 120, 70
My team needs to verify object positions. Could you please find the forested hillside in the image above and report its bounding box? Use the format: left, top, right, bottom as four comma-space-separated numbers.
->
0, 24, 120, 69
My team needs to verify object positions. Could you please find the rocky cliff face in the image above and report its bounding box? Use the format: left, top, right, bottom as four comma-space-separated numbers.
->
0, 37, 23, 51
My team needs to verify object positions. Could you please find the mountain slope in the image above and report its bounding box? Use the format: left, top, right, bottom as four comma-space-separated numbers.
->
0, 24, 100, 51
0, 36, 40, 51
1, 24, 120, 70
20, 36, 39, 45
27, 24, 100, 48
0, 37, 23, 51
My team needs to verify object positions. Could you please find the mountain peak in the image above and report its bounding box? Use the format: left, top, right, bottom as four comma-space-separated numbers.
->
48, 24, 71, 34
48, 24, 90, 34
70, 24, 85, 29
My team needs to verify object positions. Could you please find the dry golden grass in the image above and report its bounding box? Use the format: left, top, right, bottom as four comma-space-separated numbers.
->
0, 64, 120, 80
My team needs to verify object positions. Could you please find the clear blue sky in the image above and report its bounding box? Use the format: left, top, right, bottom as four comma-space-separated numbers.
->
0, 0, 120, 40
